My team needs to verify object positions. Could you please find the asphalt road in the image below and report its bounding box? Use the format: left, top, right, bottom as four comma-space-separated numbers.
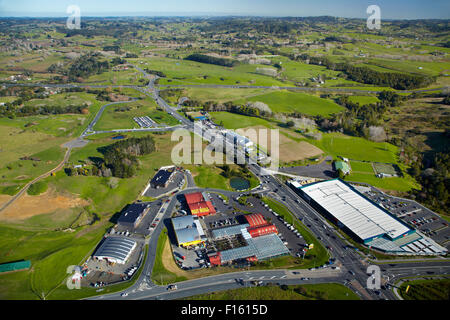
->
5, 68, 448, 301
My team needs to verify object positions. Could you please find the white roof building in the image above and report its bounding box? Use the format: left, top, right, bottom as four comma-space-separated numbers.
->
93, 236, 137, 264
299, 179, 411, 242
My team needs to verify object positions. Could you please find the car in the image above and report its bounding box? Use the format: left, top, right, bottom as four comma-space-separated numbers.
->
349, 270, 355, 276
121, 292, 128, 297
167, 284, 178, 291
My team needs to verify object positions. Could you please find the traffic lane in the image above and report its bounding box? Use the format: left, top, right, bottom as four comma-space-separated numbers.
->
144, 276, 347, 300
127, 269, 344, 300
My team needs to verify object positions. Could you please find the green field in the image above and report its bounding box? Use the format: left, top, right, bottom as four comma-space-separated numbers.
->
205, 111, 417, 191
399, 279, 450, 300
0, 221, 108, 299
93, 99, 179, 131
347, 95, 380, 105
186, 283, 360, 300
309, 132, 398, 163
349, 161, 374, 173
234, 90, 345, 116
182, 87, 270, 103
209, 112, 276, 130
129, 57, 290, 87
185, 164, 259, 192
52, 132, 179, 214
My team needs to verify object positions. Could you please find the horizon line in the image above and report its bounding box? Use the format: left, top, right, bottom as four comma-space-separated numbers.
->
0, 13, 449, 21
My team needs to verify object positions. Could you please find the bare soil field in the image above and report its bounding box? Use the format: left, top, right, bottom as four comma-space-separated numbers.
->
0, 187, 89, 221
238, 125, 323, 163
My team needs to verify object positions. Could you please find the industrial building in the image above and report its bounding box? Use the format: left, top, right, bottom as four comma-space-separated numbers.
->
172, 215, 207, 248
117, 203, 151, 229
150, 166, 176, 189
290, 179, 447, 255
223, 130, 255, 154
184, 192, 216, 217
92, 236, 137, 264
207, 213, 287, 266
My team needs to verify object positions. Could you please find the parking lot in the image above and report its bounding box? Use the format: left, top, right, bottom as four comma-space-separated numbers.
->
134, 116, 156, 128
115, 201, 162, 236
203, 193, 308, 257
81, 240, 145, 287
362, 188, 450, 250
171, 246, 210, 270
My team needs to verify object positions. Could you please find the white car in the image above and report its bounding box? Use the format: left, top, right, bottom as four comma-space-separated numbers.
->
121, 292, 128, 297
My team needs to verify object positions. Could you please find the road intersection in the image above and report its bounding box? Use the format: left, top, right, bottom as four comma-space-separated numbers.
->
2, 67, 448, 300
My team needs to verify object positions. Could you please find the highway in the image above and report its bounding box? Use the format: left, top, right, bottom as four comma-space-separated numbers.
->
4, 67, 447, 301
91, 66, 450, 301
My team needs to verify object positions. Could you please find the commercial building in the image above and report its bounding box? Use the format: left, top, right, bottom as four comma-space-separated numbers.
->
223, 130, 255, 154
172, 215, 207, 248
185, 192, 216, 217
290, 179, 447, 255
207, 214, 285, 266
117, 203, 151, 229
334, 161, 351, 175
0, 260, 31, 274
150, 166, 176, 189
92, 236, 137, 264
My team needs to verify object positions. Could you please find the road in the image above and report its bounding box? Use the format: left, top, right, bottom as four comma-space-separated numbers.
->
90, 66, 450, 301
4, 68, 448, 300
0, 80, 181, 213
4, 81, 446, 95
0, 139, 74, 213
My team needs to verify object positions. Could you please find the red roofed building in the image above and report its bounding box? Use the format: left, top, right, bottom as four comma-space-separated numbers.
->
244, 213, 278, 238
208, 252, 221, 266
247, 224, 278, 238
244, 213, 267, 228
185, 192, 204, 204
184, 192, 216, 217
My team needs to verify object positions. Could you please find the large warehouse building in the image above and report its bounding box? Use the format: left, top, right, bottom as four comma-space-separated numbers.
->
290, 179, 447, 255
172, 215, 207, 248
92, 236, 137, 264
184, 192, 216, 217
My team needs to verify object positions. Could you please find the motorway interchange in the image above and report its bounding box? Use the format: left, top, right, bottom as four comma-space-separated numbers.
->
3, 67, 447, 301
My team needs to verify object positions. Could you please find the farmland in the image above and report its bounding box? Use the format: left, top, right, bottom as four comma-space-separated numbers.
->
234, 90, 345, 116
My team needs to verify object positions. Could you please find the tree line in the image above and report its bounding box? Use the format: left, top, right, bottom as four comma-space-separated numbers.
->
296, 54, 435, 90
66, 135, 156, 179
185, 53, 238, 67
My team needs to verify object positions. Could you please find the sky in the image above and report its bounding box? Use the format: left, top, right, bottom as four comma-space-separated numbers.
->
0, 0, 449, 19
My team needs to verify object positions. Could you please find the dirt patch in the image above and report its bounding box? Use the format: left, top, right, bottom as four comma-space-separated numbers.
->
162, 236, 189, 277
238, 125, 323, 163
0, 187, 90, 221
